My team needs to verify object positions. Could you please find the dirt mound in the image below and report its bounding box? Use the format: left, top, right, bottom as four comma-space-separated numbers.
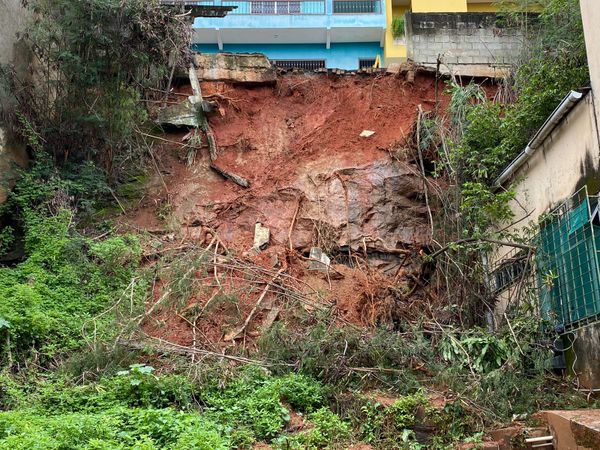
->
127, 74, 440, 255
125, 73, 444, 345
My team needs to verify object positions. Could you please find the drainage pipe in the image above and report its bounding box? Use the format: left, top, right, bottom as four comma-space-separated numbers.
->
494, 90, 585, 188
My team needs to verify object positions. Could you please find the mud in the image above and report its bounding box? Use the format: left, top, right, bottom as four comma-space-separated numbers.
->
128, 74, 441, 257
127, 73, 446, 345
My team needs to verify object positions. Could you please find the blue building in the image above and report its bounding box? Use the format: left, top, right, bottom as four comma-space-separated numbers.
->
192, 0, 386, 70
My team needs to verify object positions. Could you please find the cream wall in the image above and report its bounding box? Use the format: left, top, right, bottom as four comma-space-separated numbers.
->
580, 0, 600, 120
502, 95, 600, 245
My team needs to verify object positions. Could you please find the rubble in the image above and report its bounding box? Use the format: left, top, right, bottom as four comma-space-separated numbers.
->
252, 222, 270, 251
308, 247, 331, 272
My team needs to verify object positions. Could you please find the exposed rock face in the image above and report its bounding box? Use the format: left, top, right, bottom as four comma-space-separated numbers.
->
0, 126, 28, 204
292, 159, 431, 253
183, 158, 431, 273
193, 53, 276, 84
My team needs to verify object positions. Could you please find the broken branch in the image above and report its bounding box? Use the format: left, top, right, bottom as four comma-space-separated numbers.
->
224, 268, 285, 341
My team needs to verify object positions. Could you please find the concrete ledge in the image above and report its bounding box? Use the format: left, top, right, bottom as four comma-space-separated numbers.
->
193, 53, 277, 84
543, 410, 600, 450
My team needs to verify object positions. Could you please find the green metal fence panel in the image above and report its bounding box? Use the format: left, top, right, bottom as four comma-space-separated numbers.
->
535, 189, 600, 329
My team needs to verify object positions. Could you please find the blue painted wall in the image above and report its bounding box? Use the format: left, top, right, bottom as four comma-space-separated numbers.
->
193, 0, 385, 29
193, 42, 382, 70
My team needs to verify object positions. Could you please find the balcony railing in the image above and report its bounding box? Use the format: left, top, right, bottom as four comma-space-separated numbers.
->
332, 0, 380, 14
187, 0, 381, 15
222, 0, 325, 14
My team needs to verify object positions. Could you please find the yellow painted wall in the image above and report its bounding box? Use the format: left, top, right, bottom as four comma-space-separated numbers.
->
384, 1, 408, 65
411, 0, 467, 12
467, 2, 539, 12
467, 3, 499, 12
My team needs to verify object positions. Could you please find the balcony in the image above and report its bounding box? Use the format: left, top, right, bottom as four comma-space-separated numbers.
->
223, 0, 325, 15
182, 0, 381, 15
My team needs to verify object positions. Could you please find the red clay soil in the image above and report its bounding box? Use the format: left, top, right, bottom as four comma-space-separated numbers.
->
124, 73, 443, 240
124, 72, 448, 349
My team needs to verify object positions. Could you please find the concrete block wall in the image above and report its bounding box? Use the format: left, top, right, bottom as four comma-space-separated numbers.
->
406, 12, 525, 74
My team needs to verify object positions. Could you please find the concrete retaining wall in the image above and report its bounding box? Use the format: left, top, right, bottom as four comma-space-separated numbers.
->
406, 12, 525, 76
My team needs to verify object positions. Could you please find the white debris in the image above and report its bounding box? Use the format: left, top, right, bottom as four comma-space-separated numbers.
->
252, 222, 270, 251
308, 247, 331, 272
360, 130, 376, 138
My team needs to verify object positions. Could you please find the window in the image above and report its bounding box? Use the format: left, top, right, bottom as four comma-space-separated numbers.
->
333, 0, 378, 14
491, 255, 529, 294
272, 59, 326, 70
251, 1, 301, 14
358, 58, 376, 69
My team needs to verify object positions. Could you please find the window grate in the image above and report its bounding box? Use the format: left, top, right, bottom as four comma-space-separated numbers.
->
272, 59, 326, 70
535, 187, 600, 330
333, 0, 379, 13
491, 254, 529, 294
358, 58, 376, 69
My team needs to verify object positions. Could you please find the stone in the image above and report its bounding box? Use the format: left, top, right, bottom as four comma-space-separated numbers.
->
193, 53, 277, 84
0, 126, 28, 205
253, 222, 270, 251
359, 130, 376, 138
386, 63, 402, 74
308, 247, 330, 272
156, 98, 201, 127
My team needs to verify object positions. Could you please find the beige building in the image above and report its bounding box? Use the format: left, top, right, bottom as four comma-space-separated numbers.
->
493, 0, 600, 388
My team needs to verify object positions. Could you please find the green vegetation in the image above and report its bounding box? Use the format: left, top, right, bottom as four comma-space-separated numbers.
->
445, 0, 588, 236
0, 0, 595, 448
392, 16, 406, 39
0, 157, 144, 364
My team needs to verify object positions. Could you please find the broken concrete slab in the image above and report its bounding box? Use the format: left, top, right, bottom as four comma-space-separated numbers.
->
309, 247, 330, 272
193, 53, 276, 85
157, 98, 201, 127
489, 426, 551, 450
360, 130, 376, 138
253, 222, 270, 251
543, 410, 600, 450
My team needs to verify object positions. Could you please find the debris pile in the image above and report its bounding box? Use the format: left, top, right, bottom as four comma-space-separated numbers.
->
127, 63, 446, 346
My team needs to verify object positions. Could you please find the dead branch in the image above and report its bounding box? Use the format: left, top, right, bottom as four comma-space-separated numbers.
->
429, 237, 536, 260
288, 197, 302, 251
117, 337, 292, 367
224, 268, 285, 341
210, 163, 251, 188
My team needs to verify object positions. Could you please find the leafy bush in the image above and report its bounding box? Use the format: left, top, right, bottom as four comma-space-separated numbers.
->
0, 407, 231, 449
4, 0, 190, 166
392, 16, 405, 39
0, 165, 143, 365
274, 408, 351, 450
275, 373, 324, 413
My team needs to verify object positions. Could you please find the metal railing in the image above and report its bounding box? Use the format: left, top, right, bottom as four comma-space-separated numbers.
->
332, 0, 380, 14
272, 59, 326, 70
223, 0, 325, 14
535, 186, 600, 330
182, 0, 383, 15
